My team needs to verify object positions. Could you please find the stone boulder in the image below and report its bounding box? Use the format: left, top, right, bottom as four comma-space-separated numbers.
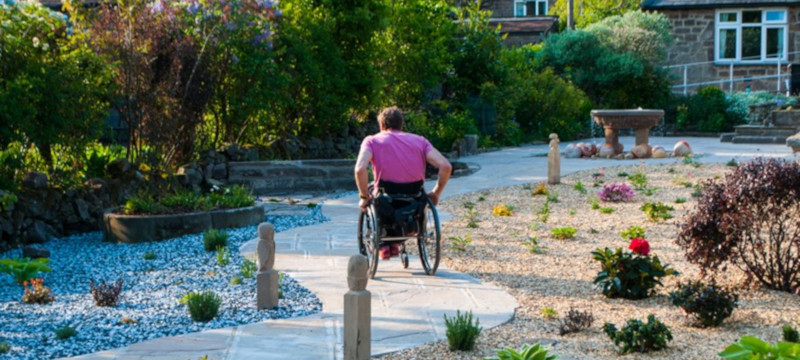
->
651, 146, 668, 159
22, 172, 48, 189
26, 221, 49, 243
631, 144, 652, 158
564, 144, 582, 158
22, 246, 50, 259
598, 146, 615, 158
106, 159, 131, 178
673, 141, 692, 157
787, 133, 800, 153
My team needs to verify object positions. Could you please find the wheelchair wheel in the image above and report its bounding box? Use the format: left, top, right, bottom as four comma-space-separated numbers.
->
400, 245, 409, 269
358, 207, 380, 279
417, 197, 441, 275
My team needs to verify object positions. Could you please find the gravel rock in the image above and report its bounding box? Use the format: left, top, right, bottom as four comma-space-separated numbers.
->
0, 205, 328, 360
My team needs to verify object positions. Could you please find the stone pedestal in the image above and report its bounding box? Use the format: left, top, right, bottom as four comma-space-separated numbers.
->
547, 133, 560, 185
344, 254, 370, 360
591, 109, 664, 156
257, 269, 279, 309
256, 222, 279, 310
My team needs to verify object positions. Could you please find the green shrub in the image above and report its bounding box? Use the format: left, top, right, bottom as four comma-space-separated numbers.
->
604, 315, 673, 354
599, 207, 614, 214
551, 227, 577, 240
0, 257, 52, 285
449, 234, 473, 252
641, 202, 673, 222
203, 229, 228, 252
720, 336, 800, 360
160, 191, 206, 212
573, 181, 587, 195
207, 185, 255, 209
522, 236, 546, 254
464, 208, 479, 228
405, 106, 479, 152
546, 193, 559, 203
484, 343, 558, 360
672, 87, 743, 132
592, 246, 678, 299
675, 198, 686, 204
620, 226, 646, 240
229, 276, 243, 285
240, 259, 257, 279
180, 291, 222, 322
123, 194, 164, 215
628, 172, 648, 190
54, 325, 77, 340
216, 247, 230, 266
784, 325, 799, 343
537, 201, 551, 223
669, 280, 738, 327
0, 341, 9, 354
444, 310, 482, 351
143, 251, 157, 261
540, 308, 558, 320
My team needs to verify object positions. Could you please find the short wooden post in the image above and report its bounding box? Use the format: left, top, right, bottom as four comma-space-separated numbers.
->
256, 222, 279, 310
344, 254, 370, 360
547, 133, 561, 185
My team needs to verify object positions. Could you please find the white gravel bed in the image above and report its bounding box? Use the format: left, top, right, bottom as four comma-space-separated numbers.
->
0, 205, 328, 359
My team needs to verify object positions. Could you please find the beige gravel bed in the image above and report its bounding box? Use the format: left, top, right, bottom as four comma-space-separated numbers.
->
378, 161, 800, 360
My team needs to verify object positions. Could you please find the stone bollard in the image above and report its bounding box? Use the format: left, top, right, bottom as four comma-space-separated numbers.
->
548, 133, 561, 185
344, 254, 370, 360
256, 222, 279, 310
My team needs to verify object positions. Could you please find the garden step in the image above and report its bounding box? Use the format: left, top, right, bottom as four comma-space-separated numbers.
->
731, 136, 788, 144
733, 124, 797, 137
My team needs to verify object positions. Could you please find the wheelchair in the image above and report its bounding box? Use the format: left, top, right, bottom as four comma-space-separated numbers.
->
357, 183, 441, 279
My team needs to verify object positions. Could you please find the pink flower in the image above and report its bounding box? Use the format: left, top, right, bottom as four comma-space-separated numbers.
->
629, 238, 650, 256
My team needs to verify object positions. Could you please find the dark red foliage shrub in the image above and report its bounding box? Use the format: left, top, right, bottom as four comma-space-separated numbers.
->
677, 158, 800, 292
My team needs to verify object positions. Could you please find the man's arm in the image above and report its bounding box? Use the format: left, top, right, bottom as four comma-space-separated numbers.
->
354, 148, 373, 210
425, 148, 452, 206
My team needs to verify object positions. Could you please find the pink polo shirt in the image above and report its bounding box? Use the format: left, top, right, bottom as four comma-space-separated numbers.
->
360, 130, 433, 185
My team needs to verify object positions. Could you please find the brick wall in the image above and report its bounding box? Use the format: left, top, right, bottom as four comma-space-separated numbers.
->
662, 7, 800, 93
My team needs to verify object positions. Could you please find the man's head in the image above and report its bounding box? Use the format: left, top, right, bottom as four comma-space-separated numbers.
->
378, 106, 404, 131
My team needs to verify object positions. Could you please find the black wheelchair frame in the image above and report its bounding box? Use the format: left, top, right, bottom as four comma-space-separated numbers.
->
357, 190, 441, 279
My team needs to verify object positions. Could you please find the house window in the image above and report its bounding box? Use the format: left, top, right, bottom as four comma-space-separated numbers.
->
715, 9, 788, 63
514, 0, 548, 16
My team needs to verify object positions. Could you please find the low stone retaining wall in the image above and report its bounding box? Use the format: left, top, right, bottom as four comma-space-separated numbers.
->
227, 160, 356, 195
103, 205, 264, 243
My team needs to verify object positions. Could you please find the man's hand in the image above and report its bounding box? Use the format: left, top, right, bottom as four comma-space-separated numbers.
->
427, 191, 440, 206
359, 196, 371, 210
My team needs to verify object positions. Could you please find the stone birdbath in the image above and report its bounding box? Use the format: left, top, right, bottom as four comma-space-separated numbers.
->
591, 109, 664, 155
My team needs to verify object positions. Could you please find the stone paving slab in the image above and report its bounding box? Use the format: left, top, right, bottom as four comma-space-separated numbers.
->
67, 137, 795, 360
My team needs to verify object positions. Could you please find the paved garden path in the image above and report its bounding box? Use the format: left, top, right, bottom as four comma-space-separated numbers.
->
71, 137, 795, 360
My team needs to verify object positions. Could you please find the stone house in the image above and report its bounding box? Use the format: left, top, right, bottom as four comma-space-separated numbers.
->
642, 0, 800, 93
460, 0, 560, 46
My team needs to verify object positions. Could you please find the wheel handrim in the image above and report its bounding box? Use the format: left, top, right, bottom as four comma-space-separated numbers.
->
418, 200, 440, 275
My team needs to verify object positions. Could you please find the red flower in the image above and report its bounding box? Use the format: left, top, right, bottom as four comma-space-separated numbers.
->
629, 238, 650, 256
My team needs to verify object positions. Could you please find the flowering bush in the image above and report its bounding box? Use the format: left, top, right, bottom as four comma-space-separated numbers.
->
0, 1, 111, 167
22, 278, 55, 304
592, 239, 678, 299
597, 183, 636, 202
492, 204, 514, 216
628, 238, 650, 256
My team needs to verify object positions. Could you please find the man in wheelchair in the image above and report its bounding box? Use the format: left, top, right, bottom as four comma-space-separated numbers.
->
354, 106, 452, 260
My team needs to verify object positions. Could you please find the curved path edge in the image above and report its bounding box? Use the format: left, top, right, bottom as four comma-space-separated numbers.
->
69, 137, 795, 360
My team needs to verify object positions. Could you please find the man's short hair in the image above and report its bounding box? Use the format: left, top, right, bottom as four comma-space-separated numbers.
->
378, 106, 404, 130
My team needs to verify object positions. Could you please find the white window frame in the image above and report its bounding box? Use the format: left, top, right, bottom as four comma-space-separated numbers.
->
514, 0, 548, 17
714, 8, 789, 64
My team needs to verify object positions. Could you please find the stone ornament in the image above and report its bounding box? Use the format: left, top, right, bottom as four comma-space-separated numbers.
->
548, 134, 561, 185
673, 141, 692, 157
652, 145, 668, 159
344, 254, 370, 360
347, 254, 369, 291
257, 222, 275, 271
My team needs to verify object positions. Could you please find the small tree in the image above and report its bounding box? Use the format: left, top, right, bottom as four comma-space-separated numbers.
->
677, 158, 800, 292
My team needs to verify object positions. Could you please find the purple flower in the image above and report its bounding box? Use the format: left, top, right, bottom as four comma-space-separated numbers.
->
232, 55, 239, 63
597, 183, 636, 202
149, 0, 165, 12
